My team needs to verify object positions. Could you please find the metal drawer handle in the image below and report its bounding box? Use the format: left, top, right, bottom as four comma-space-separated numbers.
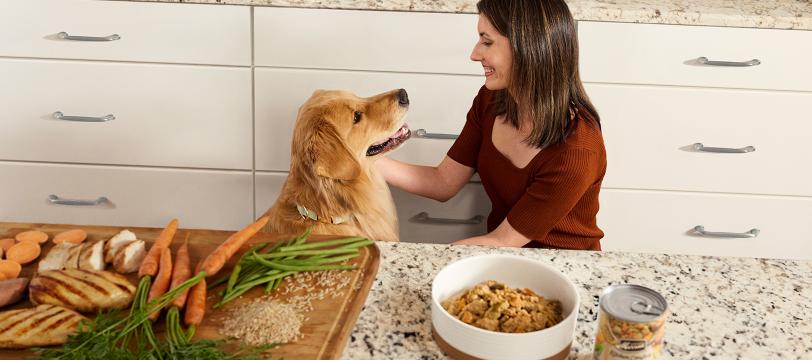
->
48, 194, 109, 206
53, 111, 115, 122
693, 225, 760, 238
57, 32, 120, 42
696, 57, 760, 67
409, 211, 484, 225
692, 143, 755, 153
414, 129, 458, 140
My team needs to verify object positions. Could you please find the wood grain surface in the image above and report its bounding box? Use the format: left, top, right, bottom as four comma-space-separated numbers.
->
0, 221, 380, 360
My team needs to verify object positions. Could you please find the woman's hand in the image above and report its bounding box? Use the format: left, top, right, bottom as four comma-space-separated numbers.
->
375, 156, 474, 202
451, 219, 531, 247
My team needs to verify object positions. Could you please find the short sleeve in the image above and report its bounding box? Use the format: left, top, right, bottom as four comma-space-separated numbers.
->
506, 148, 601, 241
447, 86, 490, 169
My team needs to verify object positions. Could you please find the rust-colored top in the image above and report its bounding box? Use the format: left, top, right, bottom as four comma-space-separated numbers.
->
448, 87, 606, 250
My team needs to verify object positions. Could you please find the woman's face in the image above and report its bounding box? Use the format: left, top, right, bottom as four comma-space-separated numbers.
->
470, 14, 513, 90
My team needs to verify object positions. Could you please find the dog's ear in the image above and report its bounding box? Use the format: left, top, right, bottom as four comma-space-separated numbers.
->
309, 121, 361, 181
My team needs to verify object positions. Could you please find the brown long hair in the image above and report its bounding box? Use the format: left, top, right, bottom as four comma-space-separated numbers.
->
477, 0, 599, 149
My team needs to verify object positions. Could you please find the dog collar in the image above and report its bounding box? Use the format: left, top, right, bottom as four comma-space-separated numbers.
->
296, 204, 353, 225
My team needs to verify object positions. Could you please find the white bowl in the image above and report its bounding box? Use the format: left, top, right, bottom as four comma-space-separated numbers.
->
431, 254, 579, 360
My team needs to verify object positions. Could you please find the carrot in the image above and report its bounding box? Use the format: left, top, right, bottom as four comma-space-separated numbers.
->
53, 229, 87, 244
0, 238, 15, 253
184, 264, 207, 326
147, 247, 173, 321
199, 216, 270, 277
170, 236, 192, 308
0, 272, 6, 281
6, 241, 40, 265
0, 259, 22, 279
15, 231, 48, 244
138, 218, 179, 278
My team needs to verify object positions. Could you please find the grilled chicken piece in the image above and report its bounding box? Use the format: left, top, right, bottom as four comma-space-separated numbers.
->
104, 229, 137, 264
0, 278, 29, 309
79, 239, 105, 271
0, 304, 86, 349
64, 243, 85, 269
113, 240, 146, 274
30, 269, 135, 313
38, 243, 77, 272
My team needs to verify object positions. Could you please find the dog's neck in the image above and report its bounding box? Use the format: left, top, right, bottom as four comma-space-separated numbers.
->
282, 160, 398, 241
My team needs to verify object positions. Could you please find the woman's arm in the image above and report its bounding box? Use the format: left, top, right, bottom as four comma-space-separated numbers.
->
376, 156, 474, 202
452, 219, 531, 247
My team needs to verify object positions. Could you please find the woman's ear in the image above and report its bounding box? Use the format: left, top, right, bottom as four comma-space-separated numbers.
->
308, 120, 361, 181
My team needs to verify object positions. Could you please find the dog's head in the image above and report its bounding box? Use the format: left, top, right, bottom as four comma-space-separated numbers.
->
292, 88, 411, 181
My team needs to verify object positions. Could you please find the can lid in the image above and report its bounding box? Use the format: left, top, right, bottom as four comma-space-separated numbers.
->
600, 284, 668, 323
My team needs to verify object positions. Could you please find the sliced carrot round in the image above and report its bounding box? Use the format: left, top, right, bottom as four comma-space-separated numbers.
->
15, 230, 49, 244
0, 259, 22, 279
0, 272, 6, 281
53, 229, 88, 245
6, 241, 41, 265
0, 238, 14, 253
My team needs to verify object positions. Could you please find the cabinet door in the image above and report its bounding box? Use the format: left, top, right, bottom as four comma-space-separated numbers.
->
393, 183, 490, 244
255, 68, 483, 171
598, 188, 812, 260
0, 0, 251, 65
0, 161, 253, 231
0, 59, 252, 170
255, 7, 480, 75
589, 83, 812, 197
579, 21, 812, 92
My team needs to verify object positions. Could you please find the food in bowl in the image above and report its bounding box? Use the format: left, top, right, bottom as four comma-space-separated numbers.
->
441, 280, 563, 333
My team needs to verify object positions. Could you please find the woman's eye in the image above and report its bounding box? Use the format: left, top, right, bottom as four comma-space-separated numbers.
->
353, 111, 362, 124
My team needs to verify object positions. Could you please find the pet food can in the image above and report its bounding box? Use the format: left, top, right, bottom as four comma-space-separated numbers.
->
592, 284, 668, 360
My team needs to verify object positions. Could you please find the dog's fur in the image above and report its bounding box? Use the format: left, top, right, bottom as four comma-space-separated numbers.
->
261, 89, 410, 242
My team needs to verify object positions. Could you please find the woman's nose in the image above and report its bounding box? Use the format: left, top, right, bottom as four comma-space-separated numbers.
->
470, 47, 480, 62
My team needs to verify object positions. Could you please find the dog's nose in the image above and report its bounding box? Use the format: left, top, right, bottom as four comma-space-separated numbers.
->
397, 88, 409, 107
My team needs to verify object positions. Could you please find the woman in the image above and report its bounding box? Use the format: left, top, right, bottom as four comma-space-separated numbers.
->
377, 0, 606, 250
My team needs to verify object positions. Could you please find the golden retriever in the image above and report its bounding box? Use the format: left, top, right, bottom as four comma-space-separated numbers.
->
261, 88, 411, 242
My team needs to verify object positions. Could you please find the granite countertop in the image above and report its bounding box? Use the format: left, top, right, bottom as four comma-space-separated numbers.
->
343, 243, 812, 359
116, 0, 812, 31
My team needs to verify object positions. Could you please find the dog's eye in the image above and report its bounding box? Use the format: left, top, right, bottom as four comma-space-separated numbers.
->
353, 111, 362, 124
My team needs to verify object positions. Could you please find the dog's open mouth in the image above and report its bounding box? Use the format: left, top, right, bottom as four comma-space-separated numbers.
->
366, 124, 411, 156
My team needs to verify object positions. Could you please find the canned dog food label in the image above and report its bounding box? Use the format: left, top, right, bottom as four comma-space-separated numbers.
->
593, 284, 668, 360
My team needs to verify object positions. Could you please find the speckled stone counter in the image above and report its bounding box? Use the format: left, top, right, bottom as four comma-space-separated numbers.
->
115, 0, 812, 31
342, 242, 812, 359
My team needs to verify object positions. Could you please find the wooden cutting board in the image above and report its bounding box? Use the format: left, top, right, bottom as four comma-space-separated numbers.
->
0, 221, 380, 360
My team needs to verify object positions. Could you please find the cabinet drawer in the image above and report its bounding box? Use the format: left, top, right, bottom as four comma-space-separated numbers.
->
254, 7, 481, 75
393, 183, 490, 244
0, 161, 253, 231
0, 59, 252, 170
255, 68, 483, 171
578, 21, 812, 92
589, 83, 812, 197
255, 171, 288, 219
0, 0, 250, 66
598, 189, 812, 260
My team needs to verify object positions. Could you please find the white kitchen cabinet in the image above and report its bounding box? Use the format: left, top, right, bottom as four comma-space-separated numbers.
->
254, 67, 483, 171
254, 7, 480, 75
255, 171, 490, 243
598, 188, 812, 260
578, 21, 812, 92
0, 161, 253, 231
0, 58, 253, 170
392, 184, 490, 244
588, 83, 812, 197
0, 0, 251, 66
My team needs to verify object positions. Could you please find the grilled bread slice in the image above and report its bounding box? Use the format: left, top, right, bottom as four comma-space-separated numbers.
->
104, 229, 137, 264
79, 239, 105, 271
0, 304, 86, 349
38, 243, 77, 272
30, 269, 135, 313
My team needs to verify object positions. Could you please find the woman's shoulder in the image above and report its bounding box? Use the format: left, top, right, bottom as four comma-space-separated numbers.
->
562, 116, 605, 155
